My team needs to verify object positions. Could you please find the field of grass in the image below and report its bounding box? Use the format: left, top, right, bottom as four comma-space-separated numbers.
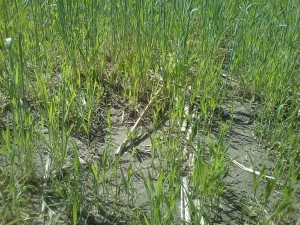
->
0, 1, 300, 224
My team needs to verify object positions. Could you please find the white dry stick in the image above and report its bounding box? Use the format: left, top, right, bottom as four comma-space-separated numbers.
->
181, 177, 191, 223
232, 160, 275, 180
181, 86, 191, 133
115, 88, 161, 155
41, 149, 52, 224
185, 110, 197, 167
181, 153, 191, 223
121, 110, 125, 125
180, 85, 192, 224
180, 85, 205, 224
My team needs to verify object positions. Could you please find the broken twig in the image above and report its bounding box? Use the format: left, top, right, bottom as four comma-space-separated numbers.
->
232, 160, 275, 180
115, 88, 161, 155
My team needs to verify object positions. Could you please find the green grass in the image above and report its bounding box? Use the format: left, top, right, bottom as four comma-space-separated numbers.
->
0, 0, 299, 224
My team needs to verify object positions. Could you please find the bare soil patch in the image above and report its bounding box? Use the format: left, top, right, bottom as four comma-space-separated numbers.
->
2, 94, 298, 224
